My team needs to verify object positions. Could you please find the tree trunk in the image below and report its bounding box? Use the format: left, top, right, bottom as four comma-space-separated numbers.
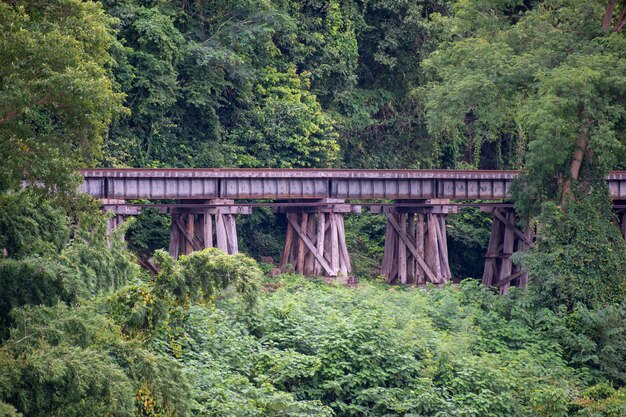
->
602, 0, 617, 32
615, 0, 626, 32
561, 106, 590, 207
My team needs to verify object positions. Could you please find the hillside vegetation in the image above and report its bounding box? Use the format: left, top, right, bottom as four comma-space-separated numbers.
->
1, 0, 626, 416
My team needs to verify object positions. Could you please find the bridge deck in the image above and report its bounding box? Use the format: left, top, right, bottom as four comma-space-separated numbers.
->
80, 169, 626, 201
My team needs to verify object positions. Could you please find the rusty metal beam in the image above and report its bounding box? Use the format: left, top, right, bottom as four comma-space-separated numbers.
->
79, 169, 626, 201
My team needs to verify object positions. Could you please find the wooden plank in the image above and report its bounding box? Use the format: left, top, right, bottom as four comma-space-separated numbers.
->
215, 213, 228, 252
314, 213, 326, 275
336, 214, 350, 275
281, 221, 295, 268
330, 213, 339, 275
296, 213, 308, 274
416, 213, 425, 284
286, 214, 334, 276
493, 270, 524, 288
386, 213, 438, 283
398, 213, 407, 284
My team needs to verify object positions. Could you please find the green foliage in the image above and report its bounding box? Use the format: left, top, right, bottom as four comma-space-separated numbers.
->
0, 191, 68, 258
422, 0, 626, 190
155, 248, 261, 308
140, 275, 626, 417
0, 303, 190, 417
0, 192, 139, 338
231, 66, 339, 167
521, 193, 626, 310
0, 0, 125, 193
126, 208, 171, 257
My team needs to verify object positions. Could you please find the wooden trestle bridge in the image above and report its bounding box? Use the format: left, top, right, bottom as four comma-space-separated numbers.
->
81, 169, 626, 293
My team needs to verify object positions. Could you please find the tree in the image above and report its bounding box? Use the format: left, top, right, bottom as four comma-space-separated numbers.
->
422, 0, 626, 208
0, 0, 125, 193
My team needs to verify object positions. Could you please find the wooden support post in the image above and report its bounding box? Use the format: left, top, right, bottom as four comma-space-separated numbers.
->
185, 214, 195, 255
425, 214, 442, 283
296, 213, 308, 275
168, 214, 181, 258
305, 216, 316, 275
438, 215, 451, 280
336, 214, 350, 278
621, 212, 626, 242
482, 211, 502, 287
281, 220, 295, 268
482, 207, 533, 292
203, 210, 213, 249
382, 215, 395, 279
314, 213, 326, 275
407, 214, 415, 283
279, 202, 353, 279
398, 213, 407, 284
215, 212, 228, 253
385, 213, 438, 284
416, 213, 425, 285
329, 212, 339, 276
499, 211, 515, 294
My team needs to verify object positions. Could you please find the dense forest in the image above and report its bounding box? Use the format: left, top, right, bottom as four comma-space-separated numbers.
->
1, 0, 626, 416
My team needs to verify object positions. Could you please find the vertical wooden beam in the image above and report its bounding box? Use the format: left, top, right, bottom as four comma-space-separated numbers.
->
382, 215, 395, 277
168, 214, 180, 259
425, 213, 442, 283
329, 212, 339, 276
482, 211, 502, 287
416, 213, 425, 285
281, 220, 295, 268
622, 212, 626, 242
499, 211, 516, 294
407, 214, 415, 283
215, 212, 228, 253
336, 214, 350, 277
296, 213, 308, 274
398, 213, 407, 284
304, 214, 316, 275
185, 214, 195, 255
517, 221, 532, 289
314, 212, 326, 275
203, 210, 213, 249
226, 214, 239, 254
435, 215, 451, 280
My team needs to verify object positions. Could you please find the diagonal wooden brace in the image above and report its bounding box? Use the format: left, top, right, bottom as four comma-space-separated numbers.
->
385, 213, 438, 283
174, 217, 202, 252
492, 210, 534, 248
287, 214, 335, 276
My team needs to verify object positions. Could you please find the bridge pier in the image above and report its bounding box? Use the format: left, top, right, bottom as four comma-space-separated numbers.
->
481, 207, 533, 293
276, 200, 357, 281
168, 200, 251, 258
376, 202, 455, 285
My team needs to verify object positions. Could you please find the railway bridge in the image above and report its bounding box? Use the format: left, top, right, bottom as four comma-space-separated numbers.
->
81, 169, 626, 293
